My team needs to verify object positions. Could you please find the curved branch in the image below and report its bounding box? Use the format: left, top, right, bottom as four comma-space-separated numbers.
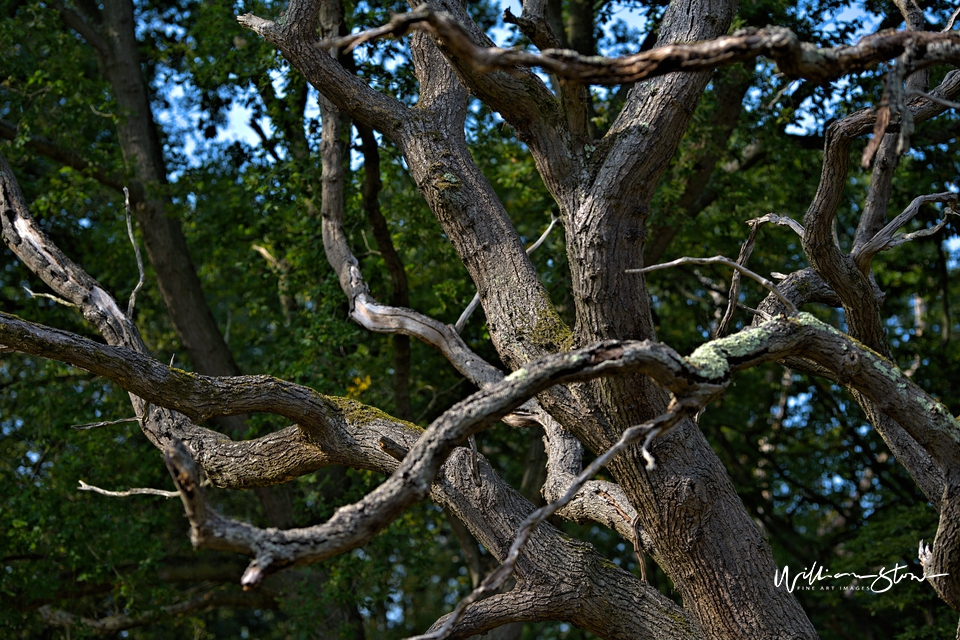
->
0, 152, 138, 347
316, 68, 504, 391
628, 255, 798, 313
237, 7, 410, 140
328, 13, 960, 86
803, 69, 960, 350
11, 294, 960, 595
853, 192, 959, 271
77, 480, 178, 498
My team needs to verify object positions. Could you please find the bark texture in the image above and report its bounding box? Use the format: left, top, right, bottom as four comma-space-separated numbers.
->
5, 0, 960, 637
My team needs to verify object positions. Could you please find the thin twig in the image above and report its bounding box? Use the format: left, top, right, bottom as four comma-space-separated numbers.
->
78, 479, 178, 498
717, 213, 804, 336
71, 417, 140, 430
944, 5, 960, 32
23, 287, 76, 308
412, 408, 689, 640
765, 79, 798, 109
123, 187, 145, 318
747, 212, 805, 238
455, 215, 558, 333
717, 221, 762, 337
89, 104, 116, 120
906, 89, 960, 110
737, 302, 769, 320
627, 256, 797, 314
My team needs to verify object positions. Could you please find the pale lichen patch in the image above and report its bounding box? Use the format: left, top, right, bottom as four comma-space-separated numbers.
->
686, 324, 777, 380
505, 368, 528, 382
686, 343, 729, 380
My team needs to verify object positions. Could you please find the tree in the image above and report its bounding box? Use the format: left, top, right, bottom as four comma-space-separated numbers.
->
2, 0, 960, 637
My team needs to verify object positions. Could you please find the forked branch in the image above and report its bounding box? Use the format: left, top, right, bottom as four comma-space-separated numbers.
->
627, 255, 798, 314
854, 192, 959, 271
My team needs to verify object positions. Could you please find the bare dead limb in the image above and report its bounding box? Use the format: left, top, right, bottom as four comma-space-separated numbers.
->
716, 213, 806, 336
627, 255, 798, 314
1, 152, 141, 349
71, 417, 140, 430
78, 479, 178, 498
717, 221, 762, 337
748, 213, 805, 238
23, 287, 76, 308
944, 5, 960, 32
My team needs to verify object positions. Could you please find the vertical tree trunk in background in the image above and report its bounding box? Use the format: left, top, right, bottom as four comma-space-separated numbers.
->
58, 0, 311, 533
357, 123, 413, 420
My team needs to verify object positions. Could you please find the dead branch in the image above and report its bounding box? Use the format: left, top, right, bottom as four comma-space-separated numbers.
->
78, 479, 178, 498
717, 221, 762, 337
748, 213, 805, 238
854, 192, 959, 271
627, 255, 798, 314
71, 417, 140, 430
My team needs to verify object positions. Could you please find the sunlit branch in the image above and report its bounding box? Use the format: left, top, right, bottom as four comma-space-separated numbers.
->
78, 479, 178, 498
71, 417, 140, 430
123, 187, 145, 317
